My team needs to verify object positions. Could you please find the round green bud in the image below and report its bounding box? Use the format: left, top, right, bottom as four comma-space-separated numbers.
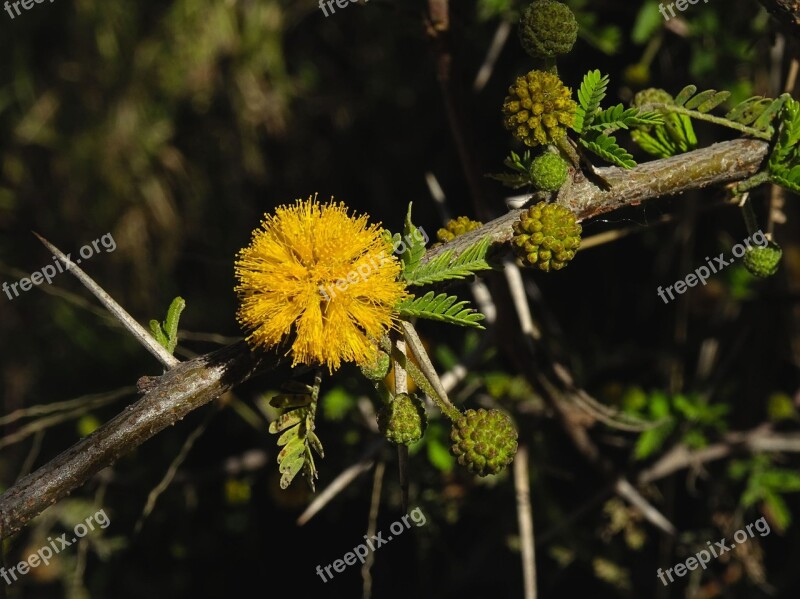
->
377, 393, 427, 446
450, 408, 518, 476
530, 152, 569, 192
360, 350, 391, 381
631, 88, 673, 109
743, 242, 782, 278
518, 0, 578, 59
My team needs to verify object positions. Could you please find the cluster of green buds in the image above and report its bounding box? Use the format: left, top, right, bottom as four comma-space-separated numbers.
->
368, 350, 518, 477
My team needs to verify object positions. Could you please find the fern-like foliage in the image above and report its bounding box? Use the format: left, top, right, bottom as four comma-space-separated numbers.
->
630, 109, 696, 159
404, 236, 493, 286
486, 150, 536, 189
671, 85, 731, 112
637, 87, 786, 140
268, 378, 324, 491
579, 130, 635, 169
392, 202, 427, 278
768, 96, 800, 193
397, 291, 485, 329
572, 70, 658, 168
726, 95, 786, 133
573, 69, 608, 133
587, 104, 662, 132
149, 296, 185, 355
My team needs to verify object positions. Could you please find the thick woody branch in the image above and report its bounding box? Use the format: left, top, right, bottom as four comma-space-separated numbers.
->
422, 138, 769, 264
0, 342, 264, 539
0, 138, 771, 540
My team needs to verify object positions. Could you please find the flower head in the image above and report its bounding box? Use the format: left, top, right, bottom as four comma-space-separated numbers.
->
502, 70, 577, 147
512, 201, 581, 271
518, 0, 578, 59
235, 196, 407, 372
436, 216, 483, 244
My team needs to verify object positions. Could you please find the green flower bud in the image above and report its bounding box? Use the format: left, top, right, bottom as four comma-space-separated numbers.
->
518, 0, 578, 59
450, 408, 518, 476
530, 152, 569, 192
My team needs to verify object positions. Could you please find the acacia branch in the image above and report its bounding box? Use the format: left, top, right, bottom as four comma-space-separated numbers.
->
422, 138, 769, 264
0, 342, 265, 539
0, 138, 771, 540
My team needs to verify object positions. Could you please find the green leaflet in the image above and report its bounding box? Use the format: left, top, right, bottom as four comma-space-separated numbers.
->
675, 87, 731, 112
149, 296, 185, 355
572, 70, 662, 168
268, 377, 324, 491
397, 291, 485, 329
630, 128, 682, 159
579, 130, 636, 169
396, 202, 427, 279
586, 103, 662, 132
404, 236, 493, 286
486, 150, 537, 189
726, 95, 785, 132
573, 69, 608, 133
638, 87, 782, 140
768, 97, 800, 193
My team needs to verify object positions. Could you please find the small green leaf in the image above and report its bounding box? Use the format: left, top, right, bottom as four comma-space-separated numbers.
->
397, 291, 486, 328
276, 426, 299, 447
277, 435, 306, 463
279, 455, 306, 489
149, 297, 186, 354
404, 236, 493, 286
269, 411, 304, 434
574, 70, 609, 133
762, 489, 792, 531
673, 85, 697, 107
580, 131, 636, 168
399, 203, 428, 278
307, 430, 325, 458
683, 89, 727, 111
149, 320, 169, 348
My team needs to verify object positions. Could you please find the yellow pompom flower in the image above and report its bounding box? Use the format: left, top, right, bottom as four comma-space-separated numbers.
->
235, 196, 407, 372
502, 70, 577, 147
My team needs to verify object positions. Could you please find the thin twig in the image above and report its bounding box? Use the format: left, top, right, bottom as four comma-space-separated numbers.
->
514, 444, 536, 599
296, 439, 384, 526
473, 20, 511, 93
393, 335, 410, 512
614, 478, 676, 536
0, 387, 132, 427
361, 459, 386, 599
33, 232, 179, 369
133, 406, 218, 535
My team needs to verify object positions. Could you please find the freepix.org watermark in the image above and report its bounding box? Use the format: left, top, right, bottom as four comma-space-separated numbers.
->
315, 506, 427, 583
1, 509, 111, 586
657, 230, 768, 305
318, 0, 368, 18
3, 0, 56, 21
659, 0, 710, 22
319, 226, 428, 302
2, 232, 116, 301
656, 516, 770, 586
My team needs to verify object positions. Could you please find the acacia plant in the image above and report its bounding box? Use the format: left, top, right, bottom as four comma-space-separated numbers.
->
1, 0, 799, 597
